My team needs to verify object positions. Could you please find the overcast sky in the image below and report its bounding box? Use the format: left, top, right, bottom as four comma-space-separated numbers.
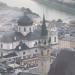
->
0, 0, 31, 7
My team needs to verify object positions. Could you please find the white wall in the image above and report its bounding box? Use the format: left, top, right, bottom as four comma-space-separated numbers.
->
51, 35, 58, 44
25, 40, 38, 48
0, 41, 19, 50
16, 48, 40, 58
18, 26, 34, 36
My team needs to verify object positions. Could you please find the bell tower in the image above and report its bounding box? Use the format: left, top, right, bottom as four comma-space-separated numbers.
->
38, 46, 51, 75
48, 21, 58, 45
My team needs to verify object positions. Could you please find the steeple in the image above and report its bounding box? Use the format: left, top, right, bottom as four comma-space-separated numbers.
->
42, 14, 46, 26
41, 14, 48, 36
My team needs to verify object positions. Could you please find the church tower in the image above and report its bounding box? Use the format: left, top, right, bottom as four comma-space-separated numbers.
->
37, 14, 51, 75
38, 46, 51, 75
48, 20, 58, 45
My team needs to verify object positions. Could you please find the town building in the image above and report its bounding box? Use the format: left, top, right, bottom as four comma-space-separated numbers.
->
0, 14, 58, 50
0, 14, 58, 75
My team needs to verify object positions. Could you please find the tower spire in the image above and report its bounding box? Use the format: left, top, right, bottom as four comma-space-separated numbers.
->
42, 13, 46, 26
41, 13, 48, 36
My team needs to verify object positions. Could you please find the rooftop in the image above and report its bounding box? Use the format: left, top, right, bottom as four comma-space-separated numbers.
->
0, 31, 25, 43
3, 52, 17, 58
48, 49, 75, 75
25, 28, 47, 41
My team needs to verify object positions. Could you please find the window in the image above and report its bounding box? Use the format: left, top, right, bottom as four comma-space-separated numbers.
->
34, 42, 37, 46
18, 27, 20, 31
24, 27, 26, 32
38, 40, 41, 44
48, 37, 51, 43
1, 44, 3, 48
54, 37, 56, 42
23, 52, 26, 55
44, 40, 46, 45
29, 27, 31, 32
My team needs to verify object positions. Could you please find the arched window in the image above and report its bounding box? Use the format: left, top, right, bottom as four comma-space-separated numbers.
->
34, 42, 37, 46
24, 27, 26, 32
54, 37, 56, 42
48, 37, 51, 43
29, 27, 31, 32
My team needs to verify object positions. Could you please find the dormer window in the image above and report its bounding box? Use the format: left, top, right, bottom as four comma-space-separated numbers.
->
24, 27, 26, 32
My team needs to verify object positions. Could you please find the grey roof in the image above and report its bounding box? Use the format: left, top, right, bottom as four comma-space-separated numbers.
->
3, 52, 17, 58
48, 50, 75, 75
18, 15, 33, 26
17, 72, 38, 75
1, 73, 14, 75
25, 29, 47, 41
0, 31, 25, 43
0, 28, 47, 43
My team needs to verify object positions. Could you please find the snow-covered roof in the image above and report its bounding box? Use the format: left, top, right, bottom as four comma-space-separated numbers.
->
18, 15, 33, 26
25, 29, 47, 41
0, 31, 25, 43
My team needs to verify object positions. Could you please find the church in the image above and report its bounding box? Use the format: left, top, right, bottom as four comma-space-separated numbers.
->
0, 14, 58, 50
0, 14, 58, 75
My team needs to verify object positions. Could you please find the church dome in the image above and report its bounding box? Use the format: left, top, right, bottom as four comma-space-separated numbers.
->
18, 15, 33, 26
